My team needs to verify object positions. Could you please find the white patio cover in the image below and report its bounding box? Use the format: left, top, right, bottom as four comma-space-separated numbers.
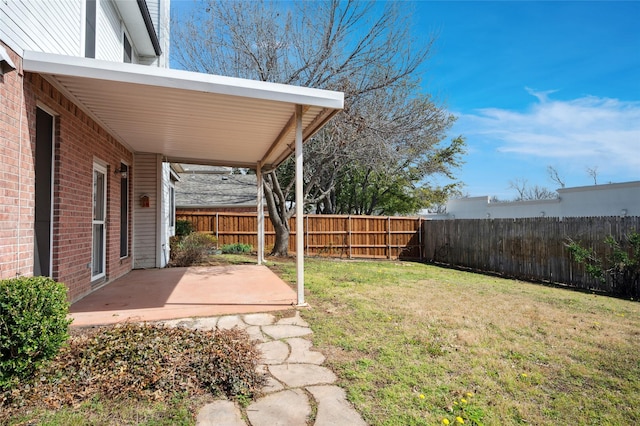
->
22, 51, 343, 171
23, 51, 344, 305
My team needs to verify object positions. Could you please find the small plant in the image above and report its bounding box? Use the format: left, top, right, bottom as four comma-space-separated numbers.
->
0, 276, 72, 391
1, 324, 266, 413
441, 392, 484, 426
221, 243, 253, 254
175, 219, 194, 237
566, 231, 640, 297
170, 232, 218, 267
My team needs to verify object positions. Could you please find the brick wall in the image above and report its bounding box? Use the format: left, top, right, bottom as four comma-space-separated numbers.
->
0, 43, 33, 280
1, 43, 134, 301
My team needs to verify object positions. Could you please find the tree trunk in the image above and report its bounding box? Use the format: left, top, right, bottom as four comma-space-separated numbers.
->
263, 171, 292, 256
271, 220, 290, 256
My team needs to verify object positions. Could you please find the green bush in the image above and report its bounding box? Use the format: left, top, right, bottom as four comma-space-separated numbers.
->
221, 243, 253, 254
170, 232, 218, 267
175, 219, 194, 237
566, 230, 640, 298
0, 276, 71, 391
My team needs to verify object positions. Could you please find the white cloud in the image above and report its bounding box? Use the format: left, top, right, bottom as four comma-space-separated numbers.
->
457, 90, 640, 176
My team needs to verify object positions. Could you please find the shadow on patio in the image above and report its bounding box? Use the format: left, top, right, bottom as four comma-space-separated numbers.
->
69, 265, 297, 327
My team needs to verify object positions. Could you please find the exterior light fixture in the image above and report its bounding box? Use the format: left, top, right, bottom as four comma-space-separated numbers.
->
114, 167, 128, 179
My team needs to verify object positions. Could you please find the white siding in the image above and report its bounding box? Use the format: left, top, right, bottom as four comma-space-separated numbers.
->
146, 0, 159, 35
97, 0, 122, 61
0, 0, 82, 56
158, 0, 169, 67
133, 153, 161, 269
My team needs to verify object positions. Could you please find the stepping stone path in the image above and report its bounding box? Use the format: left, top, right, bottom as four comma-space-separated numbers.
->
159, 312, 367, 426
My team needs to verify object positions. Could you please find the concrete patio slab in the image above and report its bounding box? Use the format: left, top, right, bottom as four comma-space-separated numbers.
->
69, 265, 296, 327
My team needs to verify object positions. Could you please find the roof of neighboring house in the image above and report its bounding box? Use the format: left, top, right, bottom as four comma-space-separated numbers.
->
177, 164, 233, 174
175, 172, 257, 208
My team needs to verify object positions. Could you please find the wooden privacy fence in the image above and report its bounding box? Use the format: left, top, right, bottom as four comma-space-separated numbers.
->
423, 216, 640, 296
176, 212, 424, 260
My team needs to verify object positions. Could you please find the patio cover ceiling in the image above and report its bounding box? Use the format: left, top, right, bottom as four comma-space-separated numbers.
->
22, 51, 344, 171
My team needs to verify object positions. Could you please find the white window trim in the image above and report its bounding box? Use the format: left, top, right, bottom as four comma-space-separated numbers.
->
91, 162, 107, 281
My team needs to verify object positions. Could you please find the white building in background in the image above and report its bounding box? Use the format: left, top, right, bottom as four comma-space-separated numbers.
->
424, 181, 640, 220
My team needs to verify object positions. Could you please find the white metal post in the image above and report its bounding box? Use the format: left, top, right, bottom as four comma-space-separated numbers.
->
295, 105, 305, 306
257, 162, 264, 265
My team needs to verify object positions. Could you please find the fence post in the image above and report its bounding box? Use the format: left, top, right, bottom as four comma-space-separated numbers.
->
418, 217, 423, 261
387, 216, 391, 259
215, 213, 219, 242
348, 215, 352, 259
305, 215, 309, 256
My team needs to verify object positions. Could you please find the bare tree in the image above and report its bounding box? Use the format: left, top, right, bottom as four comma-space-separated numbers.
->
586, 166, 599, 185
547, 165, 566, 188
508, 178, 557, 201
172, 0, 462, 255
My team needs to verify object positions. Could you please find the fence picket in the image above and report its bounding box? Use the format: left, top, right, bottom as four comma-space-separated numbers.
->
423, 216, 639, 296
176, 212, 423, 260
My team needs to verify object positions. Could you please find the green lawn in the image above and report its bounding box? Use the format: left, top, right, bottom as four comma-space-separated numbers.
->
5, 256, 639, 425
274, 258, 640, 425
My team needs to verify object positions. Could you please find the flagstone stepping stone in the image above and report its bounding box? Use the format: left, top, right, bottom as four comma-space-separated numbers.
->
276, 311, 309, 327
246, 389, 310, 426
258, 340, 290, 364
262, 324, 312, 340
245, 325, 268, 342
286, 338, 325, 365
196, 400, 245, 426
159, 318, 198, 328
243, 313, 276, 326
269, 364, 337, 388
217, 315, 247, 330
307, 385, 367, 426
190, 317, 219, 331
261, 375, 285, 394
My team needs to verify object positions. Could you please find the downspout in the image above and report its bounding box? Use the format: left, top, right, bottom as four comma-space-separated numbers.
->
16, 58, 25, 276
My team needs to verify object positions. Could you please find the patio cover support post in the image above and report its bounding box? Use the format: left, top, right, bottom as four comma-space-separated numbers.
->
257, 162, 265, 265
295, 104, 306, 306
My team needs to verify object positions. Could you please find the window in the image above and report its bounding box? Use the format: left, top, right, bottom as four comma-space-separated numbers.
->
123, 33, 132, 63
85, 0, 96, 58
92, 163, 107, 281
34, 108, 55, 277
119, 163, 129, 258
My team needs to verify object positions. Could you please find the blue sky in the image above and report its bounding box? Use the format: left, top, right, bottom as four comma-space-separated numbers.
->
171, 1, 640, 199
412, 1, 640, 198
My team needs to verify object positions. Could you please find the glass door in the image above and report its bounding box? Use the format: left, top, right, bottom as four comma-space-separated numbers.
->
92, 164, 106, 281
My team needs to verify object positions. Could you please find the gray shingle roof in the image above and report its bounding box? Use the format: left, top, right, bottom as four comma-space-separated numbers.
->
175, 173, 257, 208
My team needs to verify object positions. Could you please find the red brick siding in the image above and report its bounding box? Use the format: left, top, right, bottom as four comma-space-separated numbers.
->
0, 43, 34, 279
1, 44, 133, 301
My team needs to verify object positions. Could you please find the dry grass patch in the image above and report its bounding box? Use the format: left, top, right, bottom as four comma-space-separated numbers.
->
279, 259, 640, 425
